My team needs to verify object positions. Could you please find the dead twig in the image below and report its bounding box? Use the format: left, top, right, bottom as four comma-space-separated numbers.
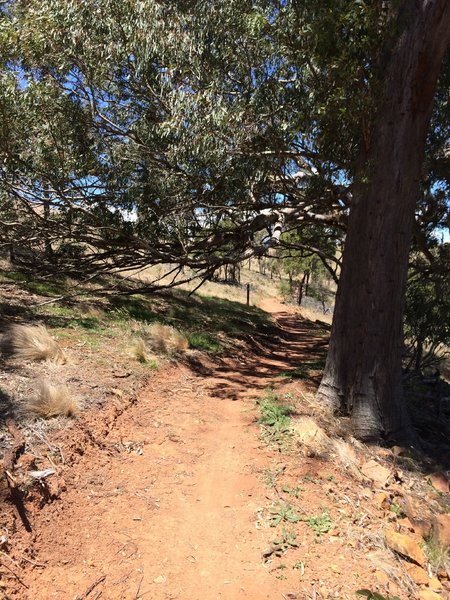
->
3, 419, 32, 532
0, 558, 29, 589
75, 575, 106, 599
134, 574, 144, 599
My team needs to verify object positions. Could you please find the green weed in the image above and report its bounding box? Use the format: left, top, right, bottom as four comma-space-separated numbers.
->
107, 296, 158, 323
281, 485, 303, 498
26, 280, 67, 296
389, 503, 405, 517
42, 306, 75, 318
278, 366, 309, 379
269, 503, 301, 527
424, 533, 450, 571
67, 316, 103, 331
258, 392, 294, 428
258, 392, 294, 446
278, 359, 326, 380
304, 510, 332, 535
303, 474, 320, 484
356, 591, 400, 600
188, 332, 222, 353
292, 560, 306, 575
2, 271, 29, 282
273, 528, 299, 551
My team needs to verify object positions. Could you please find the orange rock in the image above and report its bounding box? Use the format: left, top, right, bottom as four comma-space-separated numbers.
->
385, 529, 426, 566
410, 519, 433, 540
361, 459, 391, 486
398, 517, 414, 531
374, 492, 390, 509
429, 472, 450, 494
391, 445, 405, 456
418, 591, 442, 600
433, 514, 450, 549
402, 562, 429, 585
402, 495, 434, 525
374, 570, 390, 586
15, 453, 36, 471
376, 447, 392, 458
428, 577, 443, 590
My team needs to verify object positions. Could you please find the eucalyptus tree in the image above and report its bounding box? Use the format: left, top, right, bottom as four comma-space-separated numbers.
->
317, 0, 450, 442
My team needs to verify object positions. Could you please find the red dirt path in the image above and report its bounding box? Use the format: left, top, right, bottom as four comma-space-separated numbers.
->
5, 301, 396, 600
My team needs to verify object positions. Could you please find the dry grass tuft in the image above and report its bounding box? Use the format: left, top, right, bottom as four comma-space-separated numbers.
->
26, 380, 78, 418
169, 329, 189, 353
129, 338, 150, 362
1, 324, 67, 364
299, 306, 333, 325
145, 323, 189, 355
128, 338, 159, 366
330, 438, 367, 480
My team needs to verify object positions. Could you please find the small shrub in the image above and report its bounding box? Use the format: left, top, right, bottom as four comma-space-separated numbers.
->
26, 380, 78, 418
1, 324, 67, 364
170, 329, 189, 353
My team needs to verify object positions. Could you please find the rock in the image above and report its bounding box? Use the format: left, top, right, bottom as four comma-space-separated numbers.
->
374, 570, 390, 586
398, 517, 414, 531
428, 577, 443, 590
418, 591, 442, 600
402, 495, 434, 525
374, 492, 390, 509
361, 459, 391, 486
385, 529, 426, 566
16, 453, 37, 471
410, 519, 433, 540
153, 575, 166, 584
391, 445, 408, 457
402, 562, 429, 585
433, 514, 450, 549
291, 418, 330, 452
110, 388, 124, 398
51, 476, 67, 498
429, 472, 450, 494
376, 447, 392, 458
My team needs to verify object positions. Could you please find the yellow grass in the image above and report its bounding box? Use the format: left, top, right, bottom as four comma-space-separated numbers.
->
1, 324, 67, 364
26, 380, 78, 418
145, 323, 189, 355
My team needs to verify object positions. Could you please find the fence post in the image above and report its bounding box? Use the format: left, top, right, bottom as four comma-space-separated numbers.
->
246, 283, 250, 306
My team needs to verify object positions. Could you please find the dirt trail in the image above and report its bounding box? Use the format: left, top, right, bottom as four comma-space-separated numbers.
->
9, 304, 372, 599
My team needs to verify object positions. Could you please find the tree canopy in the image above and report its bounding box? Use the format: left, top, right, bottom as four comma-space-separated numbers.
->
3, 0, 440, 281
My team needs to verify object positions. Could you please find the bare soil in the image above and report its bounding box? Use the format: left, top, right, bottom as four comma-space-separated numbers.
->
1, 294, 449, 600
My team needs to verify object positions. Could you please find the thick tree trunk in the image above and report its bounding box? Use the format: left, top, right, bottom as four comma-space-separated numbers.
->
318, 0, 450, 442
